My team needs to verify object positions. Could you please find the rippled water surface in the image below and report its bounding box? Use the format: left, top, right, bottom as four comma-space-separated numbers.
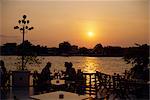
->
0, 56, 132, 75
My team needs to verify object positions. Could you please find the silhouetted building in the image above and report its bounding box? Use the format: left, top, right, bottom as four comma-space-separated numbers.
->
1, 41, 147, 57
103, 46, 124, 56
47, 47, 59, 55
0, 43, 17, 55
70, 45, 78, 54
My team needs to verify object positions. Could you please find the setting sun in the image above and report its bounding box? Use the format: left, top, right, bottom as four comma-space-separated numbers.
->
87, 32, 94, 37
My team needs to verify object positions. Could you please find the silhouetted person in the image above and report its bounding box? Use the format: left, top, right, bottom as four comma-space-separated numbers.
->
63, 62, 76, 92
0, 60, 7, 87
32, 70, 41, 94
40, 62, 52, 92
65, 62, 76, 81
76, 69, 86, 95
61, 62, 68, 78
33, 70, 40, 87
76, 69, 84, 80
13, 96, 19, 100
0, 65, 2, 87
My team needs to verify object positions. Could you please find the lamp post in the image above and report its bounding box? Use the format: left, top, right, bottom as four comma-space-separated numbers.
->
14, 15, 34, 70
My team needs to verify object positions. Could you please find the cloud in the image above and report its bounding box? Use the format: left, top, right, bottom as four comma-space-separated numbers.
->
0, 34, 21, 45
0, 34, 19, 39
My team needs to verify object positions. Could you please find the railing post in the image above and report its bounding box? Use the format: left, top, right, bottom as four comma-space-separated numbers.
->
94, 73, 97, 99
89, 74, 92, 96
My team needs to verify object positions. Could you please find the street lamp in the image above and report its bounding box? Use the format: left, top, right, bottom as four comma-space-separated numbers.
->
14, 15, 34, 70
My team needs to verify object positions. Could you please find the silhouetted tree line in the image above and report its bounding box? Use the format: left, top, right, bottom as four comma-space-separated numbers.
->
0, 41, 149, 57
124, 44, 149, 81
0, 40, 48, 56
123, 44, 149, 99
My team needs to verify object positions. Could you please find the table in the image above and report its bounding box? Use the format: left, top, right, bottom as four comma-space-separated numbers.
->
51, 80, 65, 86
51, 80, 66, 91
30, 91, 89, 100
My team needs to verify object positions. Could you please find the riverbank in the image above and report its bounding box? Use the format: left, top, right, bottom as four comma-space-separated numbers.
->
0, 54, 123, 57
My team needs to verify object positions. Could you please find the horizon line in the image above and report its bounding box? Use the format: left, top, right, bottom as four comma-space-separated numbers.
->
0, 41, 149, 48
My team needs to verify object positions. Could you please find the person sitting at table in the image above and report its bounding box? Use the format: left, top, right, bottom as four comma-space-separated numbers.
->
39, 62, 52, 92
65, 62, 76, 81
0, 60, 8, 88
33, 70, 40, 94
33, 70, 40, 87
61, 62, 68, 79
62, 62, 76, 92
76, 69, 86, 95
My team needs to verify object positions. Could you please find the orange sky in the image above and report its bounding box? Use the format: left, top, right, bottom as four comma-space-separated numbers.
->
0, 0, 149, 48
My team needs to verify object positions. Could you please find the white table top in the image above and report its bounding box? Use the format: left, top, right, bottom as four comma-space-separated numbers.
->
51, 80, 65, 85
30, 91, 89, 100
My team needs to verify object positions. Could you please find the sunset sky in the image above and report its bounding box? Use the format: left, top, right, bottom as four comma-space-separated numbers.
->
0, 0, 149, 48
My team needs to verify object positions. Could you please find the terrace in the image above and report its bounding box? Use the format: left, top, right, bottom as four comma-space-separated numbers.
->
0, 71, 149, 100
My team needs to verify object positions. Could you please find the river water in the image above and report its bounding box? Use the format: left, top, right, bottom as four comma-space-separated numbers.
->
0, 56, 132, 75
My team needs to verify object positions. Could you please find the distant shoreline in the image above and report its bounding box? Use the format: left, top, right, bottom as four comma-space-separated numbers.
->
0, 54, 123, 57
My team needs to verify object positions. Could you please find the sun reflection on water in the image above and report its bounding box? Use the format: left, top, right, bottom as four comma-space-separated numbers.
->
83, 57, 100, 73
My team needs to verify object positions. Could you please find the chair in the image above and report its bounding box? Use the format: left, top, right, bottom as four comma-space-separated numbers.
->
111, 74, 130, 99
96, 72, 112, 99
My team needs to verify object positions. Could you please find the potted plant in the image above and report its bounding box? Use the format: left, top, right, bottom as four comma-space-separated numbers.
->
12, 55, 41, 87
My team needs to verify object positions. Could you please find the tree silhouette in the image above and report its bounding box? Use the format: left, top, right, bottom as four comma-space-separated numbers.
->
93, 43, 103, 54
123, 44, 149, 81
17, 40, 34, 55
59, 41, 72, 54
79, 47, 89, 54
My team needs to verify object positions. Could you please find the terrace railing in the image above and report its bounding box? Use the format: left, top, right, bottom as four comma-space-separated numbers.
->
1, 71, 148, 99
